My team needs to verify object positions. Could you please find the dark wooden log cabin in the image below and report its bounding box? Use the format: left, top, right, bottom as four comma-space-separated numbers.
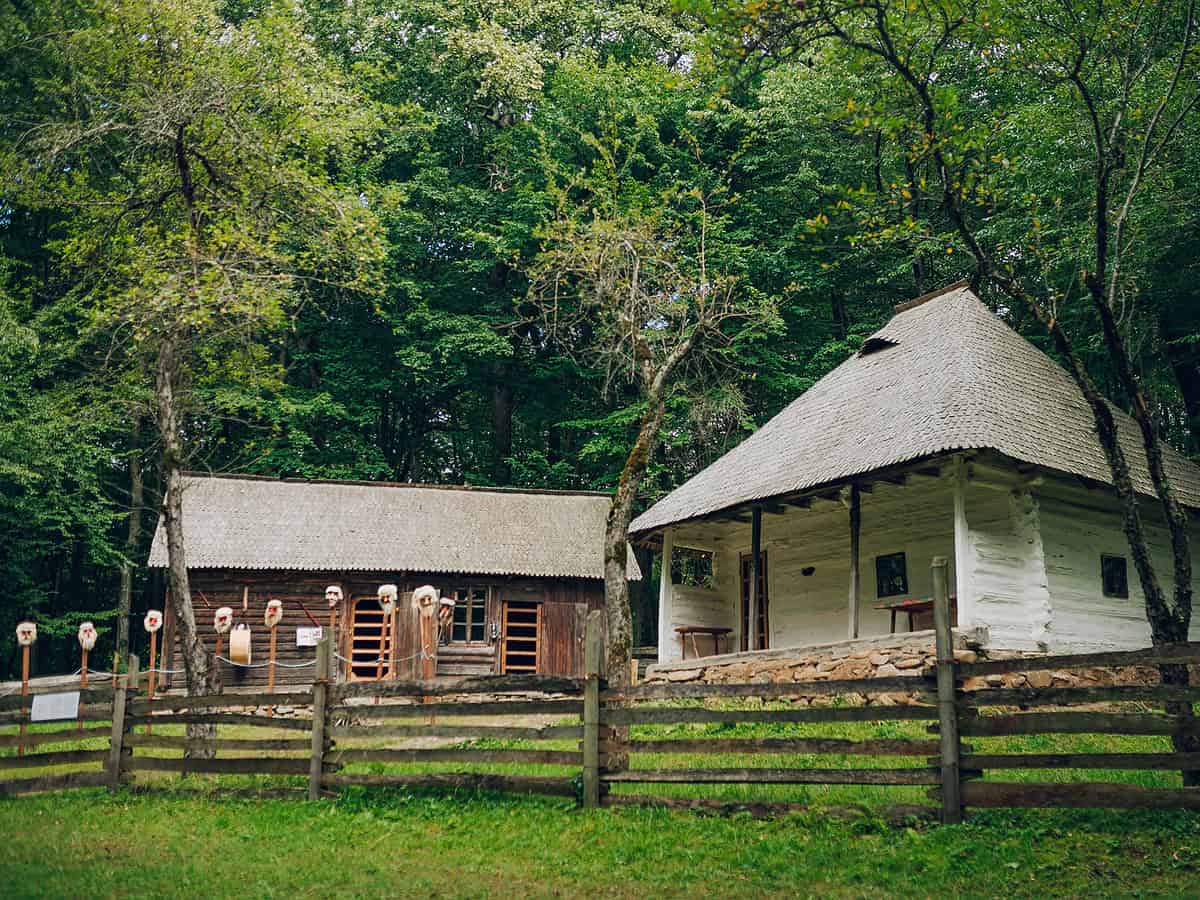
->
148, 474, 639, 689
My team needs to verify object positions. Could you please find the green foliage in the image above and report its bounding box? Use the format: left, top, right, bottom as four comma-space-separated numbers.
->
1, 0, 1198, 678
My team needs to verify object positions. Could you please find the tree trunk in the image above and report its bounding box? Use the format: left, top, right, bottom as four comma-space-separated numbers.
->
115, 419, 143, 668
604, 394, 669, 688
490, 369, 514, 485
155, 334, 216, 757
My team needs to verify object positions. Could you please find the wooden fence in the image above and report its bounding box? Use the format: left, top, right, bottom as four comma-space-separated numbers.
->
4, 558, 1200, 821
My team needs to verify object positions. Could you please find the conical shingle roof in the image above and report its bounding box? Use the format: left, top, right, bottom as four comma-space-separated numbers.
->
630, 284, 1200, 534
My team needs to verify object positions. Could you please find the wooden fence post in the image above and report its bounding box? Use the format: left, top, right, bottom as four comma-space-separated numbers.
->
308, 635, 331, 801
582, 610, 602, 809
932, 556, 962, 823
107, 654, 138, 791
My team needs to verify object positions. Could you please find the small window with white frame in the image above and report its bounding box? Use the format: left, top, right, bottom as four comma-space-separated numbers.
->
1101, 554, 1129, 599
451, 588, 488, 643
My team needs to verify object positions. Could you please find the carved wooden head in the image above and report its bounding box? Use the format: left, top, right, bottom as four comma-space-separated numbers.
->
143, 610, 163, 633
325, 585, 343, 608
15, 621, 37, 647
264, 599, 284, 628
377, 584, 398, 617
412, 585, 439, 612
77, 621, 98, 651
214, 606, 234, 634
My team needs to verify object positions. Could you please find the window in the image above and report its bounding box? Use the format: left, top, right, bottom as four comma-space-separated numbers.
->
672, 547, 715, 589
1101, 554, 1129, 599
875, 552, 909, 598
451, 588, 488, 643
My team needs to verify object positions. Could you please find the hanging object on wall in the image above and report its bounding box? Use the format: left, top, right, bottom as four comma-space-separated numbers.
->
229, 623, 252, 665
15, 621, 36, 756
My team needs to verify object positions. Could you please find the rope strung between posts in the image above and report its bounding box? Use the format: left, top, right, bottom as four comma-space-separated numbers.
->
332, 647, 436, 666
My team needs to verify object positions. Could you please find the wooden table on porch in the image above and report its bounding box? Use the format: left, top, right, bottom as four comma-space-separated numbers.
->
675, 626, 733, 660
874, 597, 934, 633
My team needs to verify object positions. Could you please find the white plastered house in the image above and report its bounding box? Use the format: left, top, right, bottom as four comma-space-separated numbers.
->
629, 282, 1200, 664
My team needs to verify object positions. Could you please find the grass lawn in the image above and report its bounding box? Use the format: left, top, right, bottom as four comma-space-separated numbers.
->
3, 786, 1200, 898
4, 706, 1200, 896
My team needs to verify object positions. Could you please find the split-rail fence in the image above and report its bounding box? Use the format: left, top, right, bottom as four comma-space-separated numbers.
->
4, 559, 1200, 822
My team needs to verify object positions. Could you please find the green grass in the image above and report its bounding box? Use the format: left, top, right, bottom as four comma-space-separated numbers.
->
2, 787, 1200, 898
3, 705, 1200, 896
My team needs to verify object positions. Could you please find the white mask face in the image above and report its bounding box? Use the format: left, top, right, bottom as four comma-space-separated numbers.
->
264, 600, 284, 628
78, 622, 98, 651
143, 610, 163, 633
214, 607, 234, 634
325, 585, 343, 608
377, 584, 398, 617
15, 621, 37, 647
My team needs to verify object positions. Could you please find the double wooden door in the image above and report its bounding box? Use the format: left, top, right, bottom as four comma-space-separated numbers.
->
739, 551, 769, 651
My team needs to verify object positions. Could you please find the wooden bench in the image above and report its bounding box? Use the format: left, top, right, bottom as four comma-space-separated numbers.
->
675, 626, 733, 660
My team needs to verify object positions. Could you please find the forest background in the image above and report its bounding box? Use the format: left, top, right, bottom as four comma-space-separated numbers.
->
1, 0, 1197, 679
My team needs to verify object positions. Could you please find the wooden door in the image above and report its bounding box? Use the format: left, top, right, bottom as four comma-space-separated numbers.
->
348, 596, 392, 680
739, 551, 769, 651
500, 600, 542, 673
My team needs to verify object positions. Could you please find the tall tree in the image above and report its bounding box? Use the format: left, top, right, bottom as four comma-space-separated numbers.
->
2, 0, 383, 701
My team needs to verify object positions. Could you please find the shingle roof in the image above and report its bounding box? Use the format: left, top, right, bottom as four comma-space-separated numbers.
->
148, 475, 640, 579
631, 284, 1200, 534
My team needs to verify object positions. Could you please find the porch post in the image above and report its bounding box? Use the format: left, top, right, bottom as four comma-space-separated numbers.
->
848, 484, 861, 639
657, 528, 674, 664
952, 455, 970, 628
750, 506, 762, 650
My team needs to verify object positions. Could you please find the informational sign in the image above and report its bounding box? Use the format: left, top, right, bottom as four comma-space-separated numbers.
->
30, 691, 80, 722
296, 626, 324, 647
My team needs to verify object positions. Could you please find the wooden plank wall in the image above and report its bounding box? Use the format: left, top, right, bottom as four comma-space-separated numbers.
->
160, 571, 608, 685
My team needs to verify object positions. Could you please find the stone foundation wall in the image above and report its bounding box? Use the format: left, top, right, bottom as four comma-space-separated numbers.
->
643, 630, 1177, 705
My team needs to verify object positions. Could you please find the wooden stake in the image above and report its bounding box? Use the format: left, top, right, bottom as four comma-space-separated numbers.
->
107, 654, 137, 791
145, 629, 157, 736
267, 624, 278, 709
932, 556, 962, 824
18, 645, 29, 758
308, 636, 330, 801
77, 647, 88, 733
582, 610, 602, 808
388, 608, 397, 681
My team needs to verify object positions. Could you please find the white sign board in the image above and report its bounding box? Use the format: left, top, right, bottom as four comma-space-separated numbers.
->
296, 626, 324, 647
30, 691, 80, 722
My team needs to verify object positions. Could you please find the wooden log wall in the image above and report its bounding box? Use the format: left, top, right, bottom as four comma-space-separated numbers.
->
160, 570, 604, 686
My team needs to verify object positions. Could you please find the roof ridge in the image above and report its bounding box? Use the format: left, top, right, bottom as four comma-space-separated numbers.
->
892, 278, 972, 314
180, 471, 613, 499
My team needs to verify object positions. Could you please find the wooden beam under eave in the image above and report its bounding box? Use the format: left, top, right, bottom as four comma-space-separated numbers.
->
847, 484, 861, 640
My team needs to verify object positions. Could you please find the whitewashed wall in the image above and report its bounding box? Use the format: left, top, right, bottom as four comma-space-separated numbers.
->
956, 463, 1053, 650
1036, 482, 1200, 652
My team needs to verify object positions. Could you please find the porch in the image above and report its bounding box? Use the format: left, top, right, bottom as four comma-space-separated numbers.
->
651, 457, 969, 666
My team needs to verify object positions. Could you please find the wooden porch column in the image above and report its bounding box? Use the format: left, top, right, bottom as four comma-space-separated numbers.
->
749, 506, 762, 651
657, 528, 674, 664
848, 484, 861, 640
952, 455, 970, 628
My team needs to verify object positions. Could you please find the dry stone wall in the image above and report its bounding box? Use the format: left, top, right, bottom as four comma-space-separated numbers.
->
643, 629, 1173, 705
